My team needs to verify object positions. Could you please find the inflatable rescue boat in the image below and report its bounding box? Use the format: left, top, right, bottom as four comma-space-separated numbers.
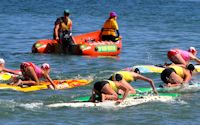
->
32, 30, 122, 56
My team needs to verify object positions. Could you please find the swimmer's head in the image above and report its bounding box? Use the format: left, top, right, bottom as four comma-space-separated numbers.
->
113, 73, 123, 81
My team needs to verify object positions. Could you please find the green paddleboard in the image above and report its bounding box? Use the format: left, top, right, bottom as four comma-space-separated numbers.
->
74, 93, 179, 102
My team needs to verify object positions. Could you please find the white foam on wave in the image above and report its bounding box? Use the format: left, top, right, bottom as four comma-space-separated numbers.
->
0, 99, 16, 109
18, 102, 44, 110
177, 83, 200, 93
0, 99, 44, 111
158, 82, 200, 93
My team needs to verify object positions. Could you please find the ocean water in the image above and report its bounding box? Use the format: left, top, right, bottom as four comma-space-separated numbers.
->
0, 0, 200, 124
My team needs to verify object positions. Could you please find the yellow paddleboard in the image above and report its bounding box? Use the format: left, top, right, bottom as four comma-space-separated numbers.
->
131, 64, 200, 73
0, 79, 92, 92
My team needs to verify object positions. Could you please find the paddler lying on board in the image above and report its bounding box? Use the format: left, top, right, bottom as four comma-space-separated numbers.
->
0, 58, 21, 75
167, 47, 200, 67
11, 62, 57, 89
89, 74, 130, 103
160, 64, 195, 87
109, 68, 158, 95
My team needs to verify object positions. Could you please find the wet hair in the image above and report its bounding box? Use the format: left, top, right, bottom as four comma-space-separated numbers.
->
64, 10, 70, 16
186, 64, 195, 71
64, 12, 70, 16
134, 68, 140, 74
114, 74, 123, 81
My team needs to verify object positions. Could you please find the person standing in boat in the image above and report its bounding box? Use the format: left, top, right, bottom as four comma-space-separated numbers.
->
100, 11, 120, 42
109, 69, 158, 95
53, 9, 73, 53
167, 47, 200, 67
160, 64, 195, 87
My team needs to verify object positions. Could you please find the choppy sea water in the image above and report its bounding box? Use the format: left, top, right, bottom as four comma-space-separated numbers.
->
0, 0, 200, 124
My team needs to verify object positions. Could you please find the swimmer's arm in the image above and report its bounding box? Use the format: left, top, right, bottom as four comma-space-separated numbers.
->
44, 74, 57, 89
54, 24, 60, 40
3, 68, 21, 75
189, 53, 200, 64
193, 57, 200, 64
89, 89, 96, 102
183, 71, 192, 83
28, 67, 40, 85
20, 80, 36, 85
117, 84, 129, 102
135, 74, 158, 95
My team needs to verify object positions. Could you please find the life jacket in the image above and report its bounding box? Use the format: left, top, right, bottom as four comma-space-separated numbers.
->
101, 18, 118, 36
112, 71, 134, 83
168, 65, 184, 78
60, 17, 72, 31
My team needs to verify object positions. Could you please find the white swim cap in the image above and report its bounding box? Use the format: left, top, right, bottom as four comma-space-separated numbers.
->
0, 58, 5, 64
188, 47, 197, 53
41, 63, 50, 69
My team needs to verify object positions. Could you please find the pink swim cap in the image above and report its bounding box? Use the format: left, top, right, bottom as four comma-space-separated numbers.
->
110, 11, 117, 18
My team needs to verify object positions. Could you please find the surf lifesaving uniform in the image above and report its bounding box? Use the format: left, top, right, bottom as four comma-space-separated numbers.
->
101, 18, 119, 42
20, 62, 44, 80
54, 17, 73, 50
168, 49, 190, 62
109, 71, 134, 83
94, 80, 118, 93
161, 65, 184, 84
54, 17, 72, 38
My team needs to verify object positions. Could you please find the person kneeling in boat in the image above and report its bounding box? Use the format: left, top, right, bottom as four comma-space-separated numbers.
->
12, 62, 57, 89
53, 9, 73, 52
100, 11, 120, 42
167, 47, 200, 67
0, 58, 21, 75
160, 64, 195, 87
109, 69, 158, 95
90, 74, 130, 103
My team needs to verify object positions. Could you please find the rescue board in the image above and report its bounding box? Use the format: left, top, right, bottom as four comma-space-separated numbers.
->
127, 64, 200, 73
0, 79, 92, 92
47, 93, 179, 108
